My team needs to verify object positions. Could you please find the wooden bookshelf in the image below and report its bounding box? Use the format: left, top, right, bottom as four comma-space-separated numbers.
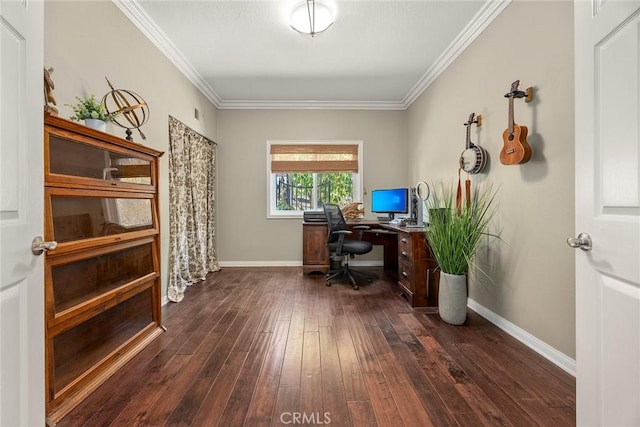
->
43, 114, 164, 424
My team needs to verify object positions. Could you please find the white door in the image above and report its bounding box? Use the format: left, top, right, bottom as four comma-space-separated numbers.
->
0, 0, 45, 425
574, 1, 640, 426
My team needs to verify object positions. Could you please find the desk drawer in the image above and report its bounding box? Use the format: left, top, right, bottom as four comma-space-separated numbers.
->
398, 259, 413, 292
398, 233, 413, 262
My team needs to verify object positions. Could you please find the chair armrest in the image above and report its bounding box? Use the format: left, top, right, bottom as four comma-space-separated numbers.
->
352, 225, 370, 240
331, 230, 351, 255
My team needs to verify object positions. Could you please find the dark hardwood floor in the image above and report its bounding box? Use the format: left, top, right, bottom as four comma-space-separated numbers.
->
59, 267, 575, 426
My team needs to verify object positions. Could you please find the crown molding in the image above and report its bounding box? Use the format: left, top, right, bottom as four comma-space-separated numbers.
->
111, 0, 222, 107
402, 0, 512, 108
217, 99, 407, 110
114, 0, 510, 111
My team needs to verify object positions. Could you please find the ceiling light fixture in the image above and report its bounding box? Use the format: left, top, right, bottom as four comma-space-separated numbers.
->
290, 0, 334, 37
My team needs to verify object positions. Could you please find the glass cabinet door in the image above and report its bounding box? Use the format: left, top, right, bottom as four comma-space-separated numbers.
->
51, 289, 154, 396
48, 191, 156, 244
49, 241, 156, 315
47, 133, 154, 187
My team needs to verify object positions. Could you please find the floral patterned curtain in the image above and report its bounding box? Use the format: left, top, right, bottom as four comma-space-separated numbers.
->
168, 115, 220, 302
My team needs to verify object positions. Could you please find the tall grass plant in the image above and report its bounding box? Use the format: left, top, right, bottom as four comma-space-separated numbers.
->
425, 182, 499, 275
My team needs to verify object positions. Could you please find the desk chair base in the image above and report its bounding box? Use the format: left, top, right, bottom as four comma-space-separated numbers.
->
326, 258, 373, 290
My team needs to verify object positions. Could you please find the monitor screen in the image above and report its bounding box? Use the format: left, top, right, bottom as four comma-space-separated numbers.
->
371, 188, 408, 219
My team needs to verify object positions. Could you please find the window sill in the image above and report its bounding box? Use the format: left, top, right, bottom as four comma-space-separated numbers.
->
267, 213, 304, 220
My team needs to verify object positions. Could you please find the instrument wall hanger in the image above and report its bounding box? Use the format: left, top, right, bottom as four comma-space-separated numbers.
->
464, 113, 482, 127
504, 83, 534, 103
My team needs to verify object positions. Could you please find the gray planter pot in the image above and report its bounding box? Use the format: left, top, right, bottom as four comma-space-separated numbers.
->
438, 272, 467, 325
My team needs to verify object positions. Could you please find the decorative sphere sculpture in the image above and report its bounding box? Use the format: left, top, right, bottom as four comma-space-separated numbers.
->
102, 78, 149, 141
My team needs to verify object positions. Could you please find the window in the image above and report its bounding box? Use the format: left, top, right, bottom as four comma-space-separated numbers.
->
267, 141, 363, 218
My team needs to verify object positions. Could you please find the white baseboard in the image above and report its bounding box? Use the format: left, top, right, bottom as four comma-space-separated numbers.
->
467, 298, 576, 376
217, 260, 384, 268
218, 261, 302, 268
348, 260, 384, 267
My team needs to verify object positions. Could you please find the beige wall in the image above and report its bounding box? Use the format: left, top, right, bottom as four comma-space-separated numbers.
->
216, 109, 408, 263
45, 1, 219, 299
408, 0, 575, 357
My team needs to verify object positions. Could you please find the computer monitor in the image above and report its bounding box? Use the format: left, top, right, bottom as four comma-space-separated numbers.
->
371, 188, 409, 221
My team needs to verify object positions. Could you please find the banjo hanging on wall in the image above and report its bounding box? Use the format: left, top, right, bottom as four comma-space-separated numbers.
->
459, 112, 487, 174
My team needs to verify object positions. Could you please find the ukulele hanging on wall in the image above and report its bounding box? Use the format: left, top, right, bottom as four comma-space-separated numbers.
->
500, 80, 533, 165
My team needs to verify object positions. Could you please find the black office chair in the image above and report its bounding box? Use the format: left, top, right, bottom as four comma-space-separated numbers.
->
323, 204, 373, 290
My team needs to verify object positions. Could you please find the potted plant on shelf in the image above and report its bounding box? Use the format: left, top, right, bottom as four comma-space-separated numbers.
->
425, 181, 499, 325
66, 94, 118, 132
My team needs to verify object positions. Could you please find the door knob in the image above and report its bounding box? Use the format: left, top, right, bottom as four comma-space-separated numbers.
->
567, 232, 592, 251
32, 236, 58, 255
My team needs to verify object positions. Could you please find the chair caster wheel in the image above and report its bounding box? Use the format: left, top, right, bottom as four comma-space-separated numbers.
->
353, 284, 359, 290
367, 278, 373, 283
326, 282, 332, 287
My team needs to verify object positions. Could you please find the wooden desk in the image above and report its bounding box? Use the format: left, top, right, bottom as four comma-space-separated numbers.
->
302, 221, 397, 277
302, 221, 440, 307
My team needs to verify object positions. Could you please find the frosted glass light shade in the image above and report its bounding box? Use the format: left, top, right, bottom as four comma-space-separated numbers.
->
290, 0, 334, 36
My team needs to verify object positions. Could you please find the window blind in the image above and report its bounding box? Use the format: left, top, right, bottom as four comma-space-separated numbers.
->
270, 144, 358, 173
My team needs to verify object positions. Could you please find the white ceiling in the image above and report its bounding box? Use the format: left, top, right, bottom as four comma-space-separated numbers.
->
115, 0, 508, 109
